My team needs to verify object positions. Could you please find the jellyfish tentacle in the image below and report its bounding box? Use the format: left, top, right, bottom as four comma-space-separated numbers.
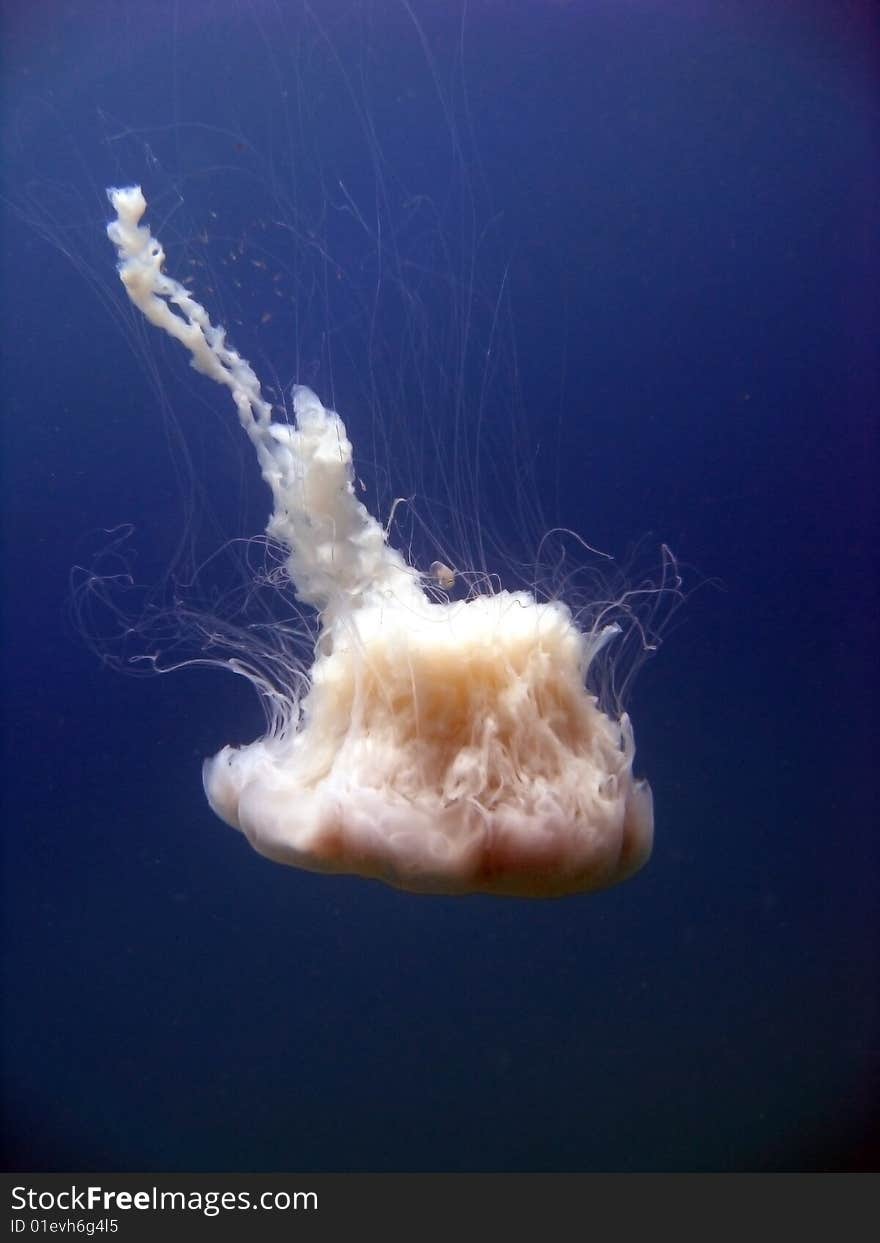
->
107, 186, 416, 619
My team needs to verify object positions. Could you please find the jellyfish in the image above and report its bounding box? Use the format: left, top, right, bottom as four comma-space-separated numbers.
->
106, 184, 655, 898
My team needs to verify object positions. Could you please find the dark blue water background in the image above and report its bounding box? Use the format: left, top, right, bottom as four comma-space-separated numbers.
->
2, 0, 877, 1170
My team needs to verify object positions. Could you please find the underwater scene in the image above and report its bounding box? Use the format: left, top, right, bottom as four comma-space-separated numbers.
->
2, 0, 877, 1171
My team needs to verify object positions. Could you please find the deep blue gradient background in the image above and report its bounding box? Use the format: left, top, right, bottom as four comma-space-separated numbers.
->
2, 1, 877, 1171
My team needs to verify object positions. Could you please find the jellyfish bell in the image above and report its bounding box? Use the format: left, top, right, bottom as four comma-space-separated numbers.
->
203, 567, 655, 898
107, 184, 656, 898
